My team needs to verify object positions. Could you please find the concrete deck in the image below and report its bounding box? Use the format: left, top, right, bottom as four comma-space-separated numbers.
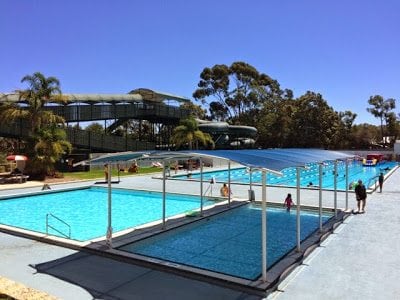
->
268, 166, 400, 299
0, 166, 399, 299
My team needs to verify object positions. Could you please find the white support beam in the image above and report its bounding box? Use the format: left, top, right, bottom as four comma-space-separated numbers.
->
261, 170, 267, 282
106, 163, 113, 248
296, 167, 301, 252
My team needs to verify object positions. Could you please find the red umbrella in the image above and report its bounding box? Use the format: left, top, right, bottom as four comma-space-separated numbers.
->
6, 155, 28, 161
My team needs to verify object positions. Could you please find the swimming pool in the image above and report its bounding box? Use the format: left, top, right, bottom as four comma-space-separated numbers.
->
0, 187, 213, 241
175, 161, 397, 190
120, 204, 332, 280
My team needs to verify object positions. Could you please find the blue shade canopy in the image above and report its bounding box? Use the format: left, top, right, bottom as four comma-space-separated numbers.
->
89, 149, 354, 172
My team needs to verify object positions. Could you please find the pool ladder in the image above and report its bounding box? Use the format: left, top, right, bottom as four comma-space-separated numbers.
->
46, 213, 71, 239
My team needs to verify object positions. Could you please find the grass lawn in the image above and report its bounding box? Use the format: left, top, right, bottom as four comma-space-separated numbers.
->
62, 166, 162, 180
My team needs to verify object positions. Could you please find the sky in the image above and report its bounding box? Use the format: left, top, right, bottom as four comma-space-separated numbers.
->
1, 0, 399, 125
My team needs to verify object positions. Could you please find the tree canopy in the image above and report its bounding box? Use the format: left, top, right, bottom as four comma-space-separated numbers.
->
367, 95, 396, 144
192, 61, 388, 149
0, 72, 71, 178
193, 61, 282, 126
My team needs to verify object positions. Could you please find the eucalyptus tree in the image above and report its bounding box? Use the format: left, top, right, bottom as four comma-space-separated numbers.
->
180, 101, 207, 120
385, 112, 399, 145
350, 124, 380, 149
256, 91, 295, 148
171, 117, 214, 150
337, 111, 358, 148
193, 61, 281, 125
287, 91, 341, 149
367, 95, 396, 144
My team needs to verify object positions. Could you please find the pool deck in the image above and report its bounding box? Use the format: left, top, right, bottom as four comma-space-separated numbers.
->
268, 166, 400, 299
0, 166, 399, 299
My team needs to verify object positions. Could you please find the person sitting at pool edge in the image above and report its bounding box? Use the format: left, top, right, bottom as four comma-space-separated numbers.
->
104, 164, 108, 181
220, 183, 231, 197
128, 161, 139, 173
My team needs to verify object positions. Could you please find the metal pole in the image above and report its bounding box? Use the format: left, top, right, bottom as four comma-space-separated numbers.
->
261, 170, 267, 282
200, 158, 203, 216
162, 160, 166, 229
296, 167, 301, 252
106, 163, 112, 248
345, 159, 349, 211
117, 163, 120, 182
249, 167, 253, 201
319, 163, 323, 232
334, 160, 338, 219
228, 161, 231, 206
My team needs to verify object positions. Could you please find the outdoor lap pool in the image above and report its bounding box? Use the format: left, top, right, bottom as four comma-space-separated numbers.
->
0, 187, 213, 241
175, 160, 397, 190
120, 204, 332, 280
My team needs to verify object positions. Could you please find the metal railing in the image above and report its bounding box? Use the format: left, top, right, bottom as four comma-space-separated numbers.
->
0, 121, 156, 152
367, 176, 379, 191
46, 213, 71, 239
46, 102, 190, 122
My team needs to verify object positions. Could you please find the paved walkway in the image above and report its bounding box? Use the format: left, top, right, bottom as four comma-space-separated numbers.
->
268, 167, 400, 299
0, 232, 260, 299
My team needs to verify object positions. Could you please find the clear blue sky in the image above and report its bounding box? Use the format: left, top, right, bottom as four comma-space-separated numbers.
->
1, 0, 399, 124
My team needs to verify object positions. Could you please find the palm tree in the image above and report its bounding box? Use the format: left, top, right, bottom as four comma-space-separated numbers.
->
171, 117, 214, 150
29, 125, 72, 176
0, 72, 71, 177
0, 72, 66, 134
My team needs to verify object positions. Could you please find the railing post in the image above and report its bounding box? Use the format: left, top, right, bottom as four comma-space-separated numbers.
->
46, 214, 49, 235
334, 160, 338, 219
296, 167, 301, 252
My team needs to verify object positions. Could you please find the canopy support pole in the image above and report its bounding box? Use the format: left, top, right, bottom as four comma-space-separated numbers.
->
200, 158, 204, 216
319, 163, 323, 232
162, 159, 166, 229
106, 163, 113, 248
261, 169, 267, 282
334, 160, 338, 219
345, 159, 349, 211
296, 167, 301, 252
249, 167, 253, 201
228, 161, 231, 206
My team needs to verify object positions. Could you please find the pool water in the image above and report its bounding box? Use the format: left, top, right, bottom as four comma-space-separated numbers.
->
120, 204, 331, 280
0, 187, 213, 241
176, 161, 397, 190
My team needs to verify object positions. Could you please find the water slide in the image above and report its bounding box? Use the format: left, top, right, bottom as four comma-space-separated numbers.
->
197, 119, 257, 148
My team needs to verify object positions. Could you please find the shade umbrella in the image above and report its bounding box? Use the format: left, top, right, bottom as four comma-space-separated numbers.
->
6, 155, 28, 161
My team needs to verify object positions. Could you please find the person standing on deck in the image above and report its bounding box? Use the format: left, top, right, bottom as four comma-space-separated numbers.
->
378, 173, 384, 193
355, 180, 367, 213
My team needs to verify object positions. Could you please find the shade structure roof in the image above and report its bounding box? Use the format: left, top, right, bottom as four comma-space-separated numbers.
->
89, 149, 354, 173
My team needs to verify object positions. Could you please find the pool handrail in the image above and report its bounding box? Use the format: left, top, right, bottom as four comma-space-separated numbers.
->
367, 176, 379, 191
46, 213, 71, 239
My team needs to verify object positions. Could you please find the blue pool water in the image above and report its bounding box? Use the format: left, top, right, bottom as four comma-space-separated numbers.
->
176, 161, 397, 190
120, 204, 331, 280
0, 187, 213, 241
